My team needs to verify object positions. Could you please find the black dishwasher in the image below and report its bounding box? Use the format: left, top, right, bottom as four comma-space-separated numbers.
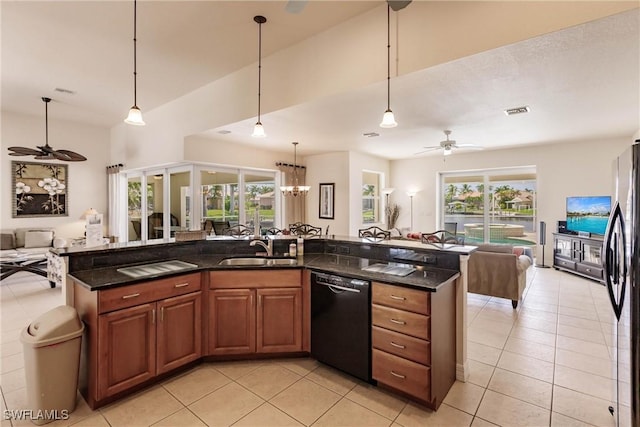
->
310, 271, 372, 382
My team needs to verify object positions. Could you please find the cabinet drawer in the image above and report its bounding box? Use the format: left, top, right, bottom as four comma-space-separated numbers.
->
576, 263, 603, 280
210, 270, 301, 289
99, 273, 201, 314
373, 349, 430, 401
372, 326, 430, 366
554, 257, 576, 270
372, 282, 430, 315
372, 304, 430, 340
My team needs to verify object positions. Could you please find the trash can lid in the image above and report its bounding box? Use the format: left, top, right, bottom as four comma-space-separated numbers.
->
25, 305, 83, 342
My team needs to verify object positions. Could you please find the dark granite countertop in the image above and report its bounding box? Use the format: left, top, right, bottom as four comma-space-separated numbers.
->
69, 252, 459, 292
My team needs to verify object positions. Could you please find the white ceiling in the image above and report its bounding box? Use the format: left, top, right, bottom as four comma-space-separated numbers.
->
2, 2, 639, 161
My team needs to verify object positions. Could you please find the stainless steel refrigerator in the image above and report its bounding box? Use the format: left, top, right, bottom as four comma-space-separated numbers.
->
604, 139, 639, 427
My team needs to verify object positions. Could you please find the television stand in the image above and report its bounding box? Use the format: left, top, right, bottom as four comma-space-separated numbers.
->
552, 233, 604, 283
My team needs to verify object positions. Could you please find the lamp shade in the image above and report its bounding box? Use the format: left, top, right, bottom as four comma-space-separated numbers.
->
252, 122, 266, 138
125, 106, 145, 126
380, 109, 397, 128
80, 208, 99, 220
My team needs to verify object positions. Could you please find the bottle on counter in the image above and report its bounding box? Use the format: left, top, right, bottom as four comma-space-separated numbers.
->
289, 242, 297, 257
297, 237, 304, 256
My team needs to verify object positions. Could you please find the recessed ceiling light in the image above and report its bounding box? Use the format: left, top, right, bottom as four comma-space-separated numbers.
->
504, 106, 530, 116
217, 130, 231, 134
54, 87, 76, 95
363, 132, 380, 138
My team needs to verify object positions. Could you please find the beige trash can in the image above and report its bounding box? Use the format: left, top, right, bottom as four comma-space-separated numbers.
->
21, 305, 84, 425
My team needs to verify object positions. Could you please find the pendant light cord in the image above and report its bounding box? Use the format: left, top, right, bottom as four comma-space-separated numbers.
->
133, 0, 138, 107
386, 4, 391, 110
44, 98, 49, 147
257, 19, 263, 121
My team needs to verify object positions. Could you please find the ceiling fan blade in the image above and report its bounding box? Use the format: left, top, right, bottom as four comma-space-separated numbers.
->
49, 150, 74, 161
7, 146, 44, 156
387, 0, 412, 11
454, 144, 484, 150
56, 149, 87, 161
285, 0, 308, 14
414, 147, 442, 155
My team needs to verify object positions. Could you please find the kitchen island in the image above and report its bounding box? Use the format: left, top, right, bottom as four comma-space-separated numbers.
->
56, 235, 474, 410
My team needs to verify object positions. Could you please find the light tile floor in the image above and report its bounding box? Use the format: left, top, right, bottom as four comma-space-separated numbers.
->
0, 267, 619, 426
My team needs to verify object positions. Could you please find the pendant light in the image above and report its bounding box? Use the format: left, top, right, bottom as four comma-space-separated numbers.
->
379, 4, 397, 128
124, 0, 145, 126
280, 142, 310, 197
252, 15, 267, 137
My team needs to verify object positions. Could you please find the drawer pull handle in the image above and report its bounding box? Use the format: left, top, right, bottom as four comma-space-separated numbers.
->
122, 293, 140, 300
389, 318, 406, 325
390, 295, 406, 301
390, 371, 406, 379
174, 283, 189, 288
390, 341, 406, 349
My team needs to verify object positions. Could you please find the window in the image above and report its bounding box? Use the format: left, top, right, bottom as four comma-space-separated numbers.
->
362, 171, 382, 224
440, 167, 537, 246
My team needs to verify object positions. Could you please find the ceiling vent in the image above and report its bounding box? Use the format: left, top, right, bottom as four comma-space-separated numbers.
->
217, 130, 231, 135
363, 132, 380, 138
54, 87, 76, 95
504, 106, 530, 116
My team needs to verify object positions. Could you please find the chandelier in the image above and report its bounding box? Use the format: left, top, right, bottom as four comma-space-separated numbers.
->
280, 142, 310, 197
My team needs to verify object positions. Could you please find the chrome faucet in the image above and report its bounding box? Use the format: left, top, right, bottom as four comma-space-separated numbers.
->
250, 238, 273, 257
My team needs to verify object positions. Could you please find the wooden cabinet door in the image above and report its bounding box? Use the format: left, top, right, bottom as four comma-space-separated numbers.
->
209, 289, 256, 355
257, 288, 302, 353
98, 303, 156, 399
157, 291, 202, 374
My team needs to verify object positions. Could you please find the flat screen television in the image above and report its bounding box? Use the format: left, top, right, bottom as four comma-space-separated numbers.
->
566, 196, 611, 236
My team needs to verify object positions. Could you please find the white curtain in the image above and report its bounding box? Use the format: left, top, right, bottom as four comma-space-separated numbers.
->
107, 164, 123, 241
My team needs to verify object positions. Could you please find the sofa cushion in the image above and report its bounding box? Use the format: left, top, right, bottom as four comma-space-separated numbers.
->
24, 231, 54, 248
15, 228, 54, 248
0, 233, 15, 250
477, 243, 514, 254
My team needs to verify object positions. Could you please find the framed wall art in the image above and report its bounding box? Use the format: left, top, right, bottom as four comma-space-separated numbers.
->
12, 161, 68, 217
319, 182, 335, 219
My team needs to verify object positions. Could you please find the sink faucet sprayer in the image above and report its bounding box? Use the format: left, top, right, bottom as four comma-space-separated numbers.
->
250, 238, 273, 257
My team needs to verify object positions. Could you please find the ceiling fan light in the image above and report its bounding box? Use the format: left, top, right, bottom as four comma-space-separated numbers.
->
124, 106, 145, 126
252, 122, 266, 138
380, 109, 397, 128
443, 146, 453, 156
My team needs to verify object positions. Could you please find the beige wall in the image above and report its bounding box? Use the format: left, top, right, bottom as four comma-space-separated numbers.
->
1, 111, 110, 239
389, 136, 632, 262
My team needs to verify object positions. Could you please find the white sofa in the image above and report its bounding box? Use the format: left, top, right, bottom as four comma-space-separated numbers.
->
0, 228, 63, 286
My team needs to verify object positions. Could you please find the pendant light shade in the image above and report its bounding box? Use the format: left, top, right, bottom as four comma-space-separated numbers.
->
252, 15, 267, 138
280, 142, 310, 197
380, 5, 397, 128
124, 0, 145, 126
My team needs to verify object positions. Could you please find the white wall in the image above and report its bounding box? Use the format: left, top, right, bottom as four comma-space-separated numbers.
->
389, 136, 632, 262
306, 152, 350, 235
1, 111, 110, 239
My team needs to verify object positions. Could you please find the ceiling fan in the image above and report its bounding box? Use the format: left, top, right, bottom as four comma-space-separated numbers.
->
285, 0, 412, 14
7, 97, 87, 162
416, 130, 484, 156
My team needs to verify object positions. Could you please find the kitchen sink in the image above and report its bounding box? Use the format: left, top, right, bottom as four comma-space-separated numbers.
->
218, 257, 297, 266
